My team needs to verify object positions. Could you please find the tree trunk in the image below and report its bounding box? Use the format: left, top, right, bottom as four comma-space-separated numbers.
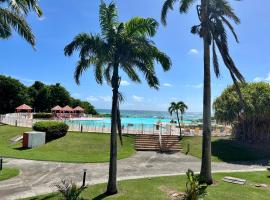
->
106, 64, 119, 195
176, 111, 182, 138
200, 0, 213, 185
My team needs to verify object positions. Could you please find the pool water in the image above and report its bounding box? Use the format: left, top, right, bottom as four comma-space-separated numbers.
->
66, 117, 192, 127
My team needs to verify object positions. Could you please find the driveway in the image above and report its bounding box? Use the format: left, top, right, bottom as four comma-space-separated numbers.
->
0, 152, 267, 200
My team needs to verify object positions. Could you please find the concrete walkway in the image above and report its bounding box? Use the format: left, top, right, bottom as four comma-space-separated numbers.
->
0, 152, 268, 200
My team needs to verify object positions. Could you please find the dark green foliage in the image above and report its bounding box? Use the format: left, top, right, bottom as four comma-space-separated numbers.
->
33, 113, 53, 119
33, 121, 69, 141
0, 75, 30, 114
184, 169, 208, 200
0, 76, 98, 115
0, 0, 42, 47
54, 179, 85, 200
213, 82, 270, 142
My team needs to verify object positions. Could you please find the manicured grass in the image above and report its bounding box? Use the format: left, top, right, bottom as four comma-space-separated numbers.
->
181, 136, 270, 162
0, 125, 135, 163
0, 168, 19, 181
25, 171, 270, 200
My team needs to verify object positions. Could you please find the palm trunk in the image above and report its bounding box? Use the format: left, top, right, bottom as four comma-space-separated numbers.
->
200, 0, 213, 185
106, 64, 119, 195
176, 111, 182, 138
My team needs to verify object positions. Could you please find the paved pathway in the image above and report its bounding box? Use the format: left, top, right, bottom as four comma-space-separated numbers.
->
0, 152, 268, 200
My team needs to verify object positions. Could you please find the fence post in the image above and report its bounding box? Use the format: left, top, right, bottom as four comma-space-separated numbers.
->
81, 124, 83, 133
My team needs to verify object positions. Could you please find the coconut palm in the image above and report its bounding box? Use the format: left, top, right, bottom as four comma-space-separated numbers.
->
0, 0, 42, 47
161, 0, 244, 184
64, 1, 171, 195
168, 101, 188, 138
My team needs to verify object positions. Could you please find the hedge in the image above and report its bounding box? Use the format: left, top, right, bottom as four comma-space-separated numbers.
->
33, 121, 69, 141
33, 113, 53, 119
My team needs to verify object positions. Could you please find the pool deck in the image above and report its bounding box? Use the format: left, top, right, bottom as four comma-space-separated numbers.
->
0, 151, 268, 200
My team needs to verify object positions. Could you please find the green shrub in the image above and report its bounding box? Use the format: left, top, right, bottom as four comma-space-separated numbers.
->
33, 113, 53, 119
54, 179, 85, 200
183, 169, 208, 200
33, 121, 69, 141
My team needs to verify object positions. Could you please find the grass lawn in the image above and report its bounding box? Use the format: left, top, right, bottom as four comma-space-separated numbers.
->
181, 136, 270, 162
0, 168, 19, 181
0, 125, 135, 163
25, 171, 270, 200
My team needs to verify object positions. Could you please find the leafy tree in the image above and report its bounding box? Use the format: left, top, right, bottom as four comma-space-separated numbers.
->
161, 0, 244, 184
0, 0, 42, 47
168, 101, 188, 138
34, 86, 51, 112
214, 82, 270, 143
70, 97, 98, 115
28, 81, 45, 108
0, 75, 29, 114
49, 83, 71, 108
64, 1, 171, 194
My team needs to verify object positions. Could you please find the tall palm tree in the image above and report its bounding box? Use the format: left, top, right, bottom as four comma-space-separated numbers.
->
0, 0, 42, 47
161, 0, 244, 184
168, 101, 188, 138
64, 1, 171, 195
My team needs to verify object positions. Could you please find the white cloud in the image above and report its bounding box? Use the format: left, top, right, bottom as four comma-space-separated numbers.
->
132, 95, 144, 102
186, 83, 203, 89
266, 72, 270, 81
38, 16, 46, 21
163, 83, 173, 87
188, 48, 199, 55
86, 96, 98, 102
100, 96, 112, 102
120, 80, 130, 86
253, 77, 263, 82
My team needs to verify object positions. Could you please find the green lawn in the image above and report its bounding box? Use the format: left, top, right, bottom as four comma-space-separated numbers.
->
181, 136, 270, 162
0, 125, 135, 163
25, 171, 270, 200
0, 168, 19, 181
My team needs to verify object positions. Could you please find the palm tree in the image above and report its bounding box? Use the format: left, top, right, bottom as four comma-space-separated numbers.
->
0, 0, 42, 47
161, 0, 245, 184
168, 101, 188, 138
64, 1, 171, 195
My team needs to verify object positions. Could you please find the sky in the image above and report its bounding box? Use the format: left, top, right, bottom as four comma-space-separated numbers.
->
1, 0, 270, 112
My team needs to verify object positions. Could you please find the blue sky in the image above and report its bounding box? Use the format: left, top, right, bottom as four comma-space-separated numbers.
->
1, 0, 270, 112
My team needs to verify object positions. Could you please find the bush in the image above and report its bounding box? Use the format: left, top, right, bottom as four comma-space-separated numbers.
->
54, 179, 85, 200
183, 169, 208, 200
33, 121, 69, 141
33, 113, 53, 119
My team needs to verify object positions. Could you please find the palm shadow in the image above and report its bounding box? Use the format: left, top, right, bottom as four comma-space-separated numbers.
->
211, 139, 270, 166
92, 192, 110, 200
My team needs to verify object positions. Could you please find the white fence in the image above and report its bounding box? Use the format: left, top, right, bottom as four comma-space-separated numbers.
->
0, 114, 231, 136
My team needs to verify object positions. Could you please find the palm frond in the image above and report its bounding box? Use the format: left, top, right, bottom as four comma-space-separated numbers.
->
161, 0, 178, 25
125, 17, 158, 37
0, 8, 35, 46
179, 0, 196, 13
212, 42, 220, 78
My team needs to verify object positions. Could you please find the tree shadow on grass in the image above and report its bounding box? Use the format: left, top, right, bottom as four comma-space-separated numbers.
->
212, 139, 270, 166
92, 192, 110, 200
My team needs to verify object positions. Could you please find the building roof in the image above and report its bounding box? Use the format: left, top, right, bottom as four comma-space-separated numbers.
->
62, 105, 73, 112
73, 106, 85, 111
51, 105, 63, 111
16, 104, 32, 110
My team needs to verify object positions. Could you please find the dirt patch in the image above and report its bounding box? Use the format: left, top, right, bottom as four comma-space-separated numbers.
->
159, 186, 186, 200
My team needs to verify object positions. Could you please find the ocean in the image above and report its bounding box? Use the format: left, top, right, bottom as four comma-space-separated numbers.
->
97, 109, 203, 122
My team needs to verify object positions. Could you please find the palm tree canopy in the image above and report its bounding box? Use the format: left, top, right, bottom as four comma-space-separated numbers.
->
161, 0, 245, 92
65, 1, 171, 89
168, 101, 188, 115
0, 0, 42, 47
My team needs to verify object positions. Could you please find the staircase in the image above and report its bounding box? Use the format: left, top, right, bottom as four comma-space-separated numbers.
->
134, 135, 182, 152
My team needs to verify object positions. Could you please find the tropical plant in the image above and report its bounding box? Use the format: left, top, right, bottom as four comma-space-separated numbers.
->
0, 0, 42, 47
161, 0, 244, 184
183, 169, 208, 200
213, 82, 270, 143
64, 1, 171, 195
168, 101, 188, 138
54, 179, 85, 200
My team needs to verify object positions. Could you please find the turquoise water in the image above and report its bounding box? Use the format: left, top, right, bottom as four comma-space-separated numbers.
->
66, 110, 202, 127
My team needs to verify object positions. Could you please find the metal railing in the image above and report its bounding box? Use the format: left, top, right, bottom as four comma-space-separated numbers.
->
0, 114, 232, 136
